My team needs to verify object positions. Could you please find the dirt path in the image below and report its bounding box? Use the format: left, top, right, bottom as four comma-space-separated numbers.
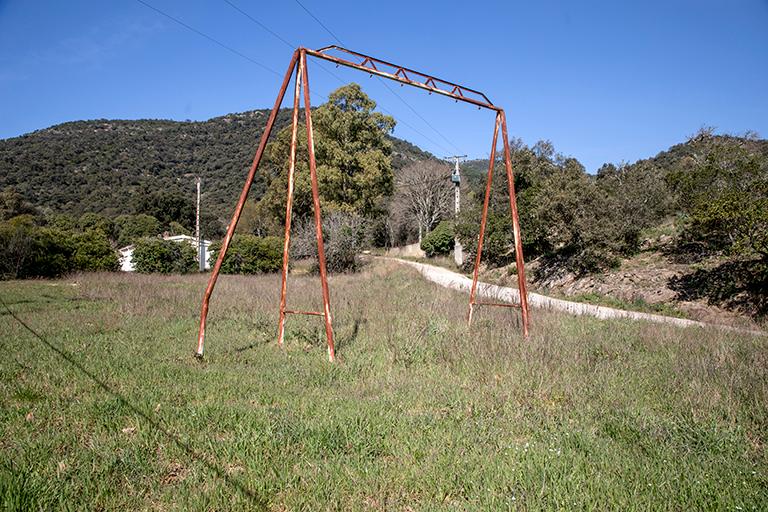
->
385, 257, 765, 337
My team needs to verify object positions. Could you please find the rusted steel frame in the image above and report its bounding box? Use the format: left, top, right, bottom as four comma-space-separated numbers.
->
473, 301, 521, 309
315, 45, 493, 105
300, 50, 336, 362
195, 50, 299, 358
277, 58, 303, 347
467, 112, 501, 326
284, 309, 324, 316
500, 110, 530, 337
305, 48, 497, 112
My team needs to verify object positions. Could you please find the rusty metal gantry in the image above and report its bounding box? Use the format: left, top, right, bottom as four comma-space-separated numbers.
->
195, 46, 530, 362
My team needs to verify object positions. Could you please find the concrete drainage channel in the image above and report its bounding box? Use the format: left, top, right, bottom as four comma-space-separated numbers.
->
384, 257, 765, 337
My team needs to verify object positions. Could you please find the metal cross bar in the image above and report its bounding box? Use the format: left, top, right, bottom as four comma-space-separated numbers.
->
284, 310, 325, 316
472, 301, 521, 309
307, 46, 497, 111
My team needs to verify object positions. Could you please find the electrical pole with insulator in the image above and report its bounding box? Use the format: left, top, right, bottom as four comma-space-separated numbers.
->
195, 176, 204, 272
446, 155, 467, 266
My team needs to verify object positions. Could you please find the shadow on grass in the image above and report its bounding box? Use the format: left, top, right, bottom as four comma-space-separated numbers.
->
0, 295, 87, 316
668, 258, 768, 320
335, 314, 365, 353
1, 300, 269, 509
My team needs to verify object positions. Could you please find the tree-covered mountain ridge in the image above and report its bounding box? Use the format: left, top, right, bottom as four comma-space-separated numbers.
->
460, 132, 768, 186
0, 109, 433, 220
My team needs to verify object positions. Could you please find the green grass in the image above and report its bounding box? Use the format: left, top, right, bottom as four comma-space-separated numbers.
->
1, 262, 766, 510
567, 291, 690, 318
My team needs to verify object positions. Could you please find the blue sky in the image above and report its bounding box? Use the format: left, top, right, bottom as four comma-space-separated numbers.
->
1, 0, 766, 171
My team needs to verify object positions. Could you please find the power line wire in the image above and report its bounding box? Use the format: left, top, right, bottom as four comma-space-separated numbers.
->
293, 0, 345, 45
135, 0, 333, 108
221, 0, 294, 49
290, 0, 463, 154
220, 0, 454, 155
134, 0, 280, 76
136, 0, 455, 156
378, 79, 463, 153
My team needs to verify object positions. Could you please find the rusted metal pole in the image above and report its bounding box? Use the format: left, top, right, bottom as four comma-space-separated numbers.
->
467, 112, 500, 326
500, 110, 530, 337
195, 50, 299, 358
300, 49, 336, 362
276, 58, 302, 347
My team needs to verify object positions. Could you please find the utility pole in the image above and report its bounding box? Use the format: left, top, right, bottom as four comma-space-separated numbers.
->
446, 155, 467, 266
195, 176, 204, 272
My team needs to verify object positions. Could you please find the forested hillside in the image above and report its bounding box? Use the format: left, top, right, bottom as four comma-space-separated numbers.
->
0, 108, 432, 221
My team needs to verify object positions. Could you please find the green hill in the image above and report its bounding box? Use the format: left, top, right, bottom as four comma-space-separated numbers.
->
0, 110, 432, 221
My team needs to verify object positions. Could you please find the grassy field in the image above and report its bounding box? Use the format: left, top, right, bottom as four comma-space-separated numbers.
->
1, 261, 766, 510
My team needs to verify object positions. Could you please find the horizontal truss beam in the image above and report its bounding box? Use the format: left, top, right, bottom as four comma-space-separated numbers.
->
306, 46, 498, 111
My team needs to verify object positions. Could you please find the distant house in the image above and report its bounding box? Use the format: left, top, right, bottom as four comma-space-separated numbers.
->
118, 234, 212, 272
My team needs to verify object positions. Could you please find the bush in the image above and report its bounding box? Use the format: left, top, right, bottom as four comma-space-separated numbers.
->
292, 212, 366, 273
211, 235, 282, 274
667, 138, 768, 259
77, 213, 114, 237
132, 238, 197, 274
421, 221, 454, 257
73, 230, 119, 272
114, 214, 161, 247
455, 209, 515, 268
28, 227, 77, 278
0, 216, 76, 279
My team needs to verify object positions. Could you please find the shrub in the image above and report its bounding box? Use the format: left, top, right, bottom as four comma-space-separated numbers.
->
46, 213, 77, 232
0, 216, 76, 279
167, 221, 189, 236
421, 220, 454, 257
114, 214, 161, 247
211, 235, 282, 274
455, 209, 515, 268
132, 238, 197, 274
73, 230, 119, 272
667, 138, 768, 260
292, 212, 366, 273
28, 227, 76, 278
77, 213, 114, 237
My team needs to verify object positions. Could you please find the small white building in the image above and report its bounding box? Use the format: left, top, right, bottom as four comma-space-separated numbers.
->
119, 234, 212, 272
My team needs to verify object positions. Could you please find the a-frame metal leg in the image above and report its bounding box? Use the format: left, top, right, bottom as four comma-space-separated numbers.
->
500, 110, 530, 337
468, 112, 500, 326
196, 50, 299, 358
466, 110, 530, 338
277, 59, 303, 347
300, 50, 335, 362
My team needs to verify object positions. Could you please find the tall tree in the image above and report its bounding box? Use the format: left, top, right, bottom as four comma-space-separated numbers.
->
257, 84, 395, 228
134, 190, 195, 231
391, 160, 453, 243
667, 134, 768, 258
